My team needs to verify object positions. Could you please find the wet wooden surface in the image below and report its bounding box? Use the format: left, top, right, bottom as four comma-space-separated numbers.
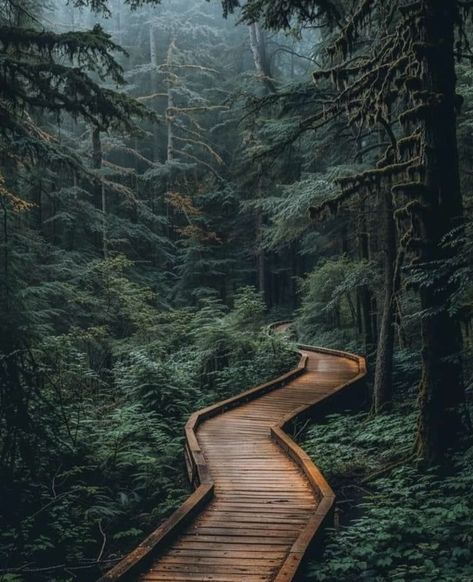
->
138, 347, 359, 582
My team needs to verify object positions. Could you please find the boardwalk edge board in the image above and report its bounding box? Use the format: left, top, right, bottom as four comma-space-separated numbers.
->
97, 323, 366, 582
271, 349, 367, 582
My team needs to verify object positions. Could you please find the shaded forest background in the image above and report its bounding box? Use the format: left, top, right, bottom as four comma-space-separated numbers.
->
0, 0, 472, 580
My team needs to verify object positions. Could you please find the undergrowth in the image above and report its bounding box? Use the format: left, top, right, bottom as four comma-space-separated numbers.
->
302, 404, 473, 582
0, 283, 297, 582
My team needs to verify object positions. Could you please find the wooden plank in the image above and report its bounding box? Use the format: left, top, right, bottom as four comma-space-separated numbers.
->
98, 326, 366, 582
155, 556, 281, 566
97, 483, 213, 582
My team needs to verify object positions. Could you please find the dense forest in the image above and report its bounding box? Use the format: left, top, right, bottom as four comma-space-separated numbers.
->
0, 0, 472, 581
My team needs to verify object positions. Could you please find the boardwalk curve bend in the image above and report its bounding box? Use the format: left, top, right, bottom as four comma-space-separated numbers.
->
99, 324, 366, 582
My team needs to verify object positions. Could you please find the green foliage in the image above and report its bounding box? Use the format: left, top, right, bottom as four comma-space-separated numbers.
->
0, 23, 153, 172
0, 278, 296, 580
245, 168, 346, 250
302, 402, 473, 582
70, 0, 162, 13
303, 407, 416, 482
220, 0, 341, 29
1, 0, 473, 580
296, 256, 378, 349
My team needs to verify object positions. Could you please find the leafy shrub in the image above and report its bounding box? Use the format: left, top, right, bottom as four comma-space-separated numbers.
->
296, 257, 378, 351
302, 404, 473, 582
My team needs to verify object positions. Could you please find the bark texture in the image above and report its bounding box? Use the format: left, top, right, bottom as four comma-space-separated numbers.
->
414, 0, 465, 464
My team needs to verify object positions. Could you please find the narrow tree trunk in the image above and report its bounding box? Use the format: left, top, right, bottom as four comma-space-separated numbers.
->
357, 198, 376, 351
356, 293, 363, 336
373, 189, 396, 413
248, 23, 276, 94
167, 88, 174, 163
256, 211, 265, 297
165, 41, 176, 163
248, 25, 275, 305
340, 217, 349, 254
414, 0, 465, 464
92, 128, 107, 258
1, 202, 7, 303
163, 41, 176, 248
149, 24, 160, 161
101, 178, 107, 259
291, 243, 299, 309
67, 172, 77, 251
114, 0, 123, 45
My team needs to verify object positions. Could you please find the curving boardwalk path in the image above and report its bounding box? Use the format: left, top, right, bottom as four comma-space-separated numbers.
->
99, 331, 365, 582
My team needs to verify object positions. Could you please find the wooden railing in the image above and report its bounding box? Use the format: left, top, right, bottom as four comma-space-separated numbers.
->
97, 324, 366, 582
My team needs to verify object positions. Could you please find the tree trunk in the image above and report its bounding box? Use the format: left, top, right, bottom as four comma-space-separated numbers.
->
373, 189, 396, 413
256, 211, 265, 297
92, 128, 107, 258
248, 24, 275, 305
413, 0, 465, 464
340, 217, 349, 254
166, 41, 176, 163
248, 23, 276, 94
291, 243, 299, 309
114, 0, 123, 45
357, 197, 376, 351
167, 87, 174, 163
149, 23, 160, 161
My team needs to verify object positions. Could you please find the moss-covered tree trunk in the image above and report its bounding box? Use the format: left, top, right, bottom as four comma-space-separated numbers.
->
413, 0, 465, 464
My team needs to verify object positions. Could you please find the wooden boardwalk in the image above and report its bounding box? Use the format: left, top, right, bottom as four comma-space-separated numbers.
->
99, 333, 365, 582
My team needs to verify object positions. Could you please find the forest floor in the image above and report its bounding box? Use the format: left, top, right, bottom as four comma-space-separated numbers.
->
300, 400, 473, 582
